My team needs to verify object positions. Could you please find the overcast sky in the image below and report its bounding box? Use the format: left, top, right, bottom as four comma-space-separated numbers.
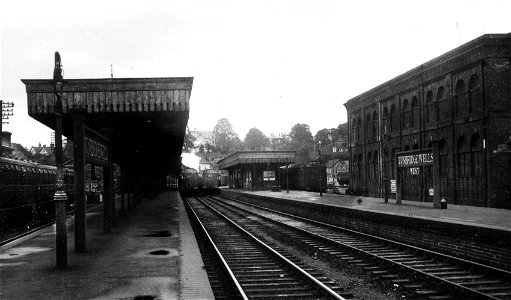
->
1, 0, 509, 148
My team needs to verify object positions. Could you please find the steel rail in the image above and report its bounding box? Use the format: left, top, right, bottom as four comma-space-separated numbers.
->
184, 197, 249, 300
215, 195, 510, 300
193, 196, 346, 300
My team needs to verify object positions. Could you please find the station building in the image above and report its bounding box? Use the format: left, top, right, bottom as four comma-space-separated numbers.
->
217, 151, 295, 190
344, 33, 511, 209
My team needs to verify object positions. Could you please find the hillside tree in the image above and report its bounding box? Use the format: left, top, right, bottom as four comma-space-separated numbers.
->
212, 118, 241, 154
243, 127, 269, 150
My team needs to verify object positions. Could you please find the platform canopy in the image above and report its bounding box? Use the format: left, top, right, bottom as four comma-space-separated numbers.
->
21, 77, 192, 175
218, 151, 296, 169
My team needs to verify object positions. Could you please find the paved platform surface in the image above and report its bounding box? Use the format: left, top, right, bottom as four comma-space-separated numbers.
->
0, 191, 214, 300
227, 189, 511, 231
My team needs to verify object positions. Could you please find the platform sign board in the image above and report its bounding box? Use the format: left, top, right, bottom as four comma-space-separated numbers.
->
85, 127, 109, 166
263, 170, 275, 181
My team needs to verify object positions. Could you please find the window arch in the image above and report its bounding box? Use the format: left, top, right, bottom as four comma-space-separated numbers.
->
373, 150, 379, 183
372, 111, 378, 140
457, 136, 468, 178
383, 107, 389, 134
352, 118, 357, 142
425, 90, 434, 124
437, 86, 448, 120
357, 117, 362, 142
470, 133, 482, 177
469, 75, 481, 114
390, 104, 398, 132
357, 154, 363, 179
365, 113, 372, 141
402, 99, 410, 129
367, 152, 372, 181
411, 96, 419, 128
455, 79, 467, 117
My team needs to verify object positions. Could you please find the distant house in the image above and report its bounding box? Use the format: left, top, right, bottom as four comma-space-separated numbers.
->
199, 158, 213, 173
10, 143, 32, 161
190, 130, 214, 148
265, 133, 287, 150
30, 143, 53, 156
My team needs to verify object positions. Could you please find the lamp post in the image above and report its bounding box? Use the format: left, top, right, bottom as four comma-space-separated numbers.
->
286, 157, 289, 194
318, 141, 323, 197
53, 52, 67, 268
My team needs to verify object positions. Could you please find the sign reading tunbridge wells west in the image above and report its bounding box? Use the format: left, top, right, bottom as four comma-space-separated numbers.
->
397, 151, 433, 167
395, 147, 441, 209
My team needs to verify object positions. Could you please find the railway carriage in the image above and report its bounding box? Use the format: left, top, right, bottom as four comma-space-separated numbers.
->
0, 157, 74, 237
279, 161, 327, 193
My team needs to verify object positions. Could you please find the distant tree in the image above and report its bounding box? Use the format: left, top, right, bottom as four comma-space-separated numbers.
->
288, 123, 313, 149
212, 118, 241, 154
243, 128, 269, 150
286, 123, 314, 162
314, 128, 334, 145
336, 122, 349, 150
182, 126, 196, 153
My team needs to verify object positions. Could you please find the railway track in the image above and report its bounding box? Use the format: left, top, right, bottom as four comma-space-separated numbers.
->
184, 196, 350, 299
204, 195, 511, 300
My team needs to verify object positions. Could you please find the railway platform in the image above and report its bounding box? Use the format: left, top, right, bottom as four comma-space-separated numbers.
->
225, 189, 511, 230
0, 191, 214, 300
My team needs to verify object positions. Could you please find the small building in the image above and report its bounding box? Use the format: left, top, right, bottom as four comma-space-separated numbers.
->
217, 151, 295, 190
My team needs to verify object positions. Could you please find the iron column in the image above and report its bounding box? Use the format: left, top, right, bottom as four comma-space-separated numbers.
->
318, 141, 323, 197
53, 51, 67, 268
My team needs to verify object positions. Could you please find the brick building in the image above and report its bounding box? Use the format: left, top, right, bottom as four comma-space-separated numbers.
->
344, 33, 511, 209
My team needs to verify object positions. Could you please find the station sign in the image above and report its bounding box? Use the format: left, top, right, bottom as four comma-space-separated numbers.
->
397, 150, 433, 167
85, 128, 109, 166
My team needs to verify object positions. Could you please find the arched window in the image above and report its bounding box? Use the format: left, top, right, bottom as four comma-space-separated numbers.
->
412, 143, 419, 150
367, 152, 372, 181
383, 147, 390, 179
391, 148, 396, 178
411, 96, 419, 128
373, 150, 379, 182
382, 107, 389, 134
390, 104, 398, 132
402, 99, 410, 129
365, 113, 371, 141
358, 154, 362, 179
455, 80, 467, 117
357, 116, 362, 142
404, 145, 410, 151
437, 86, 448, 120
469, 75, 481, 114
352, 118, 357, 142
457, 136, 468, 178
372, 111, 378, 140
470, 134, 482, 177
425, 91, 434, 124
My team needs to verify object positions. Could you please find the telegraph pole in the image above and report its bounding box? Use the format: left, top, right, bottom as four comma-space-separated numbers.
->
53, 52, 68, 268
1, 100, 14, 157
